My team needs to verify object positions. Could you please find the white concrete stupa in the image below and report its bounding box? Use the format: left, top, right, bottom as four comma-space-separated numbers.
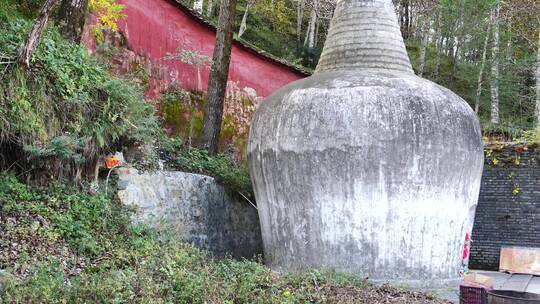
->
248, 0, 484, 285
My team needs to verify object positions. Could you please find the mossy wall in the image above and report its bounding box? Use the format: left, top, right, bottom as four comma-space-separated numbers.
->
160, 87, 258, 162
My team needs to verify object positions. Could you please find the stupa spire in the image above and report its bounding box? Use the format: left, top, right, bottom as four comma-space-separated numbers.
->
316, 0, 414, 74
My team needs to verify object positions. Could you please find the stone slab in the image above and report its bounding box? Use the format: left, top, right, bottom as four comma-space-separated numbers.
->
527, 276, 540, 294
500, 274, 533, 292
471, 271, 540, 295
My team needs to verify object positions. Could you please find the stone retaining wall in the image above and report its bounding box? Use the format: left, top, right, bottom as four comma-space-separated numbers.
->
117, 168, 263, 259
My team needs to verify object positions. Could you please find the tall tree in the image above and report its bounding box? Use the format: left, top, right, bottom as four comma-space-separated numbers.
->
416, 0, 440, 77
449, 0, 465, 86
296, 0, 305, 48
199, 0, 238, 154
57, 0, 89, 43
474, 20, 492, 114
490, 1, 501, 125
505, 0, 540, 126
18, 0, 60, 67
417, 15, 430, 77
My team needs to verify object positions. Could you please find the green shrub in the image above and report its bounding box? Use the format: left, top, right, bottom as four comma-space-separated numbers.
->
173, 148, 254, 198
0, 6, 160, 183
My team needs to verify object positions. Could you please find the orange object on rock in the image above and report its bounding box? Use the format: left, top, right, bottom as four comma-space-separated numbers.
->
105, 156, 121, 169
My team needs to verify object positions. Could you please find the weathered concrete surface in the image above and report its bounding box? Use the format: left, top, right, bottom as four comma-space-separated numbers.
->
248, 0, 484, 285
117, 168, 263, 259
316, 0, 413, 74
248, 71, 484, 284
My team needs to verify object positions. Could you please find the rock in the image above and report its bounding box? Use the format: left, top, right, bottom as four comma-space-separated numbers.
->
117, 179, 130, 191
116, 170, 263, 259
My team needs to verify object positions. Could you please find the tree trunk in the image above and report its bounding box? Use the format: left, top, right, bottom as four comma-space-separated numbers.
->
57, 0, 89, 43
309, 6, 317, 48
506, 31, 513, 62
296, 0, 304, 49
490, 3, 500, 125
404, 0, 410, 38
304, 1, 317, 49
238, 1, 253, 38
314, 12, 320, 47
194, 0, 204, 14
199, 0, 237, 154
400, 0, 410, 39
303, 15, 311, 46
474, 20, 492, 114
434, 12, 442, 81
18, 0, 60, 67
450, 0, 465, 86
206, 0, 214, 17
536, 31, 540, 126
417, 16, 429, 77
450, 40, 461, 88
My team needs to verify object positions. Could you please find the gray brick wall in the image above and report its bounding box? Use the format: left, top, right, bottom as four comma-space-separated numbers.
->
470, 144, 540, 270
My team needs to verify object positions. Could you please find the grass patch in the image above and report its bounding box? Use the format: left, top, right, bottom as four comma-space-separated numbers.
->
0, 173, 447, 303
172, 147, 253, 198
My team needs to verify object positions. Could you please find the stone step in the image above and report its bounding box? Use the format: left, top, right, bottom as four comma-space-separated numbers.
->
500, 274, 534, 292
526, 276, 540, 294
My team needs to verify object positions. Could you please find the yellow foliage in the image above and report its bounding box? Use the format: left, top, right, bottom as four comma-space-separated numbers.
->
89, 0, 126, 42
254, 0, 293, 35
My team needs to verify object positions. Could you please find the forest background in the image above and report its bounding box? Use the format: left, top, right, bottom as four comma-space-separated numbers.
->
192, 0, 540, 135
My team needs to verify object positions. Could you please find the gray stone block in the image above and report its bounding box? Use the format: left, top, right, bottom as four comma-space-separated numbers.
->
116, 168, 263, 259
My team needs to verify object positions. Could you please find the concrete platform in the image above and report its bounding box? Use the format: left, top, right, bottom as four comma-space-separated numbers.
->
474, 270, 540, 294
423, 271, 540, 303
